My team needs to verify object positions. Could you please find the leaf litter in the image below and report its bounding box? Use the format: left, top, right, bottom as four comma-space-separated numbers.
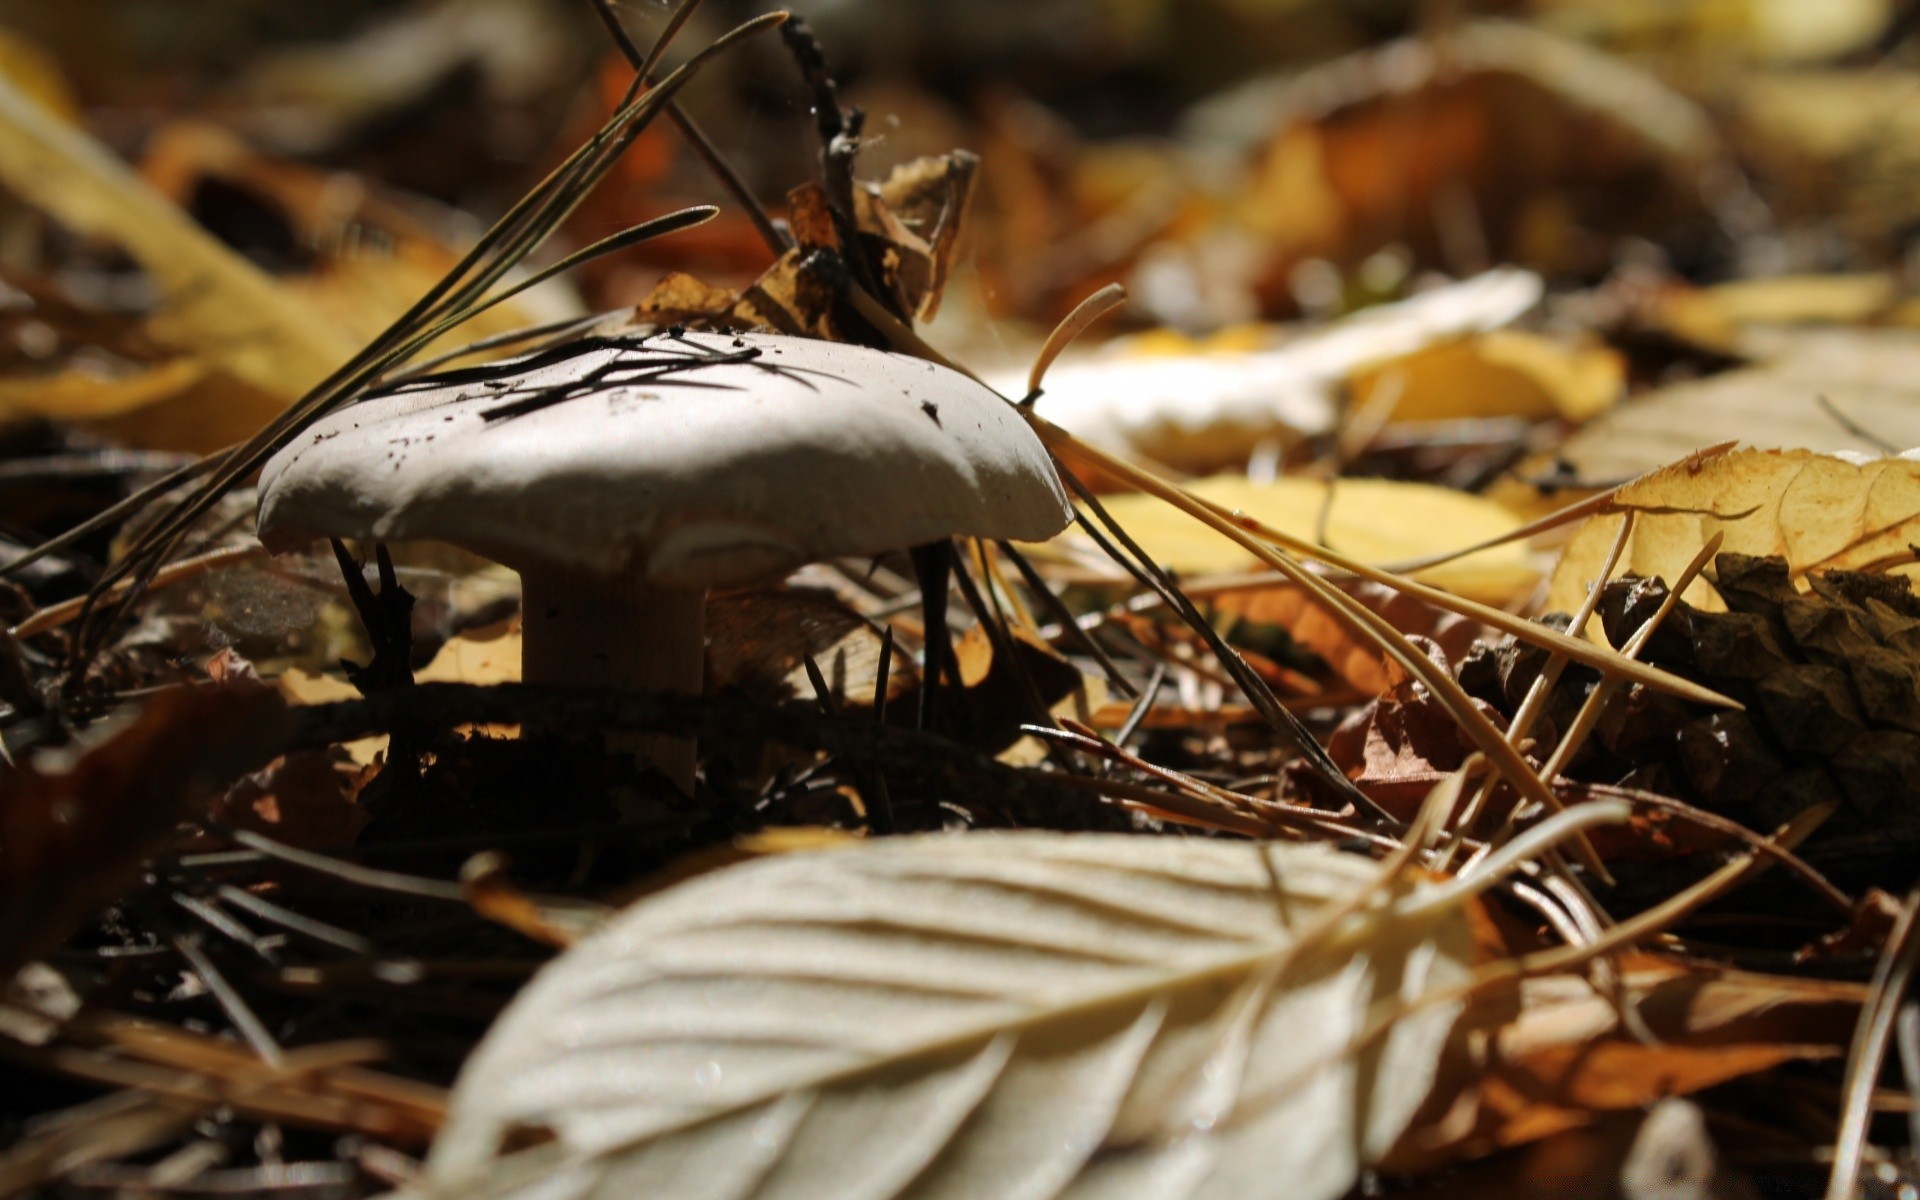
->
0, 3, 1918, 1198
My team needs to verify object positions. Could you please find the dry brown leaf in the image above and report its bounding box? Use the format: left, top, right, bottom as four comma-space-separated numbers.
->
707, 586, 916, 707
1388, 957, 1862, 1171
140, 121, 561, 355
1547, 448, 1920, 614
1223, 578, 1491, 694
209, 748, 369, 849
1187, 21, 1722, 286
0, 685, 292, 978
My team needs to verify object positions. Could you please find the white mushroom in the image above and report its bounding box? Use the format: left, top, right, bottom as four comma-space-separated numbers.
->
257, 329, 1073, 793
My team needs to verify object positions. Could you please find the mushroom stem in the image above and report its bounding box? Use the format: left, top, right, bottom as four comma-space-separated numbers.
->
518, 566, 704, 795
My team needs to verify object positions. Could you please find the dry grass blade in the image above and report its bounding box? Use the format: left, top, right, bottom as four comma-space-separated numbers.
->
1055, 428, 1593, 834
838, 275, 1676, 824
1065, 468, 1390, 820
1828, 885, 1920, 1200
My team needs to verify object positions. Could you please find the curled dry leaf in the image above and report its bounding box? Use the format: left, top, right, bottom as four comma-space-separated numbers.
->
1389, 955, 1863, 1171
1007, 268, 1542, 473
1547, 448, 1920, 615
623, 151, 979, 343
418, 832, 1474, 1200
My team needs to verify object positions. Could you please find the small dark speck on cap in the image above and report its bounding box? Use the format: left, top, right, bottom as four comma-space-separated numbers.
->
920, 400, 941, 425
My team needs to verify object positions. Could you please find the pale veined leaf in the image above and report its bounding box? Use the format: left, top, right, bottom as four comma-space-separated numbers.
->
416, 832, 1477, 1200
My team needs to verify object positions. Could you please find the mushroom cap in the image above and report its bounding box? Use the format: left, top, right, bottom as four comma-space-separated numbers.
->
256, 330, 1072, 588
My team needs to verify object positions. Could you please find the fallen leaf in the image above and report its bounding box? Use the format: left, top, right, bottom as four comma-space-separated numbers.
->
1537, 0, 1888, 63
1223, 578, 1492, 694
418, 618, 521, 685
1728, 68, 1920, 253
1655, 274, 1901, 353
1547, 448, 1920, 615
420, 832, 1474, 1200
0, 685, 292, 978
1389, 956, 1861, 1170
1555, 327, 1920, 485
0, 27, 77, 122
140, 120, 567, 354
1012, 268, 1542, 472
706, 587, 915, 708
208, 747, 369, 849
1401, 1102, 1739, 1200
0, 74, 351, 402
1069, 473, 1538, 604
1350, 330, 1624, 424
1185, 21, 1723, 286
0, 358, 210, 421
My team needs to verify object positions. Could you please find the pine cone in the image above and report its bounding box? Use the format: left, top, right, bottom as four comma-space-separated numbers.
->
1459, 552, 1920, 886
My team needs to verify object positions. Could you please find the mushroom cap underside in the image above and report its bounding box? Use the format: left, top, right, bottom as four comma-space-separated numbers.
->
256, 331, 1073, 588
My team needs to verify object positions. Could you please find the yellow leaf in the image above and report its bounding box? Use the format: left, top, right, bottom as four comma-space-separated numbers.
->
77, 371, 296, 455
1537, 0, 1887, 63
1547, 448, 1920, 615
1120, 323, 1279, 357
1078, 474, 1538, 603
1657, 273, 1898, 352
0, 358, 298, 455
1351, 331, 1624, 424
0, 28, 77, 122
0, 74, 352, 403
0, 359, 208, 421
417, 620, 521, 685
